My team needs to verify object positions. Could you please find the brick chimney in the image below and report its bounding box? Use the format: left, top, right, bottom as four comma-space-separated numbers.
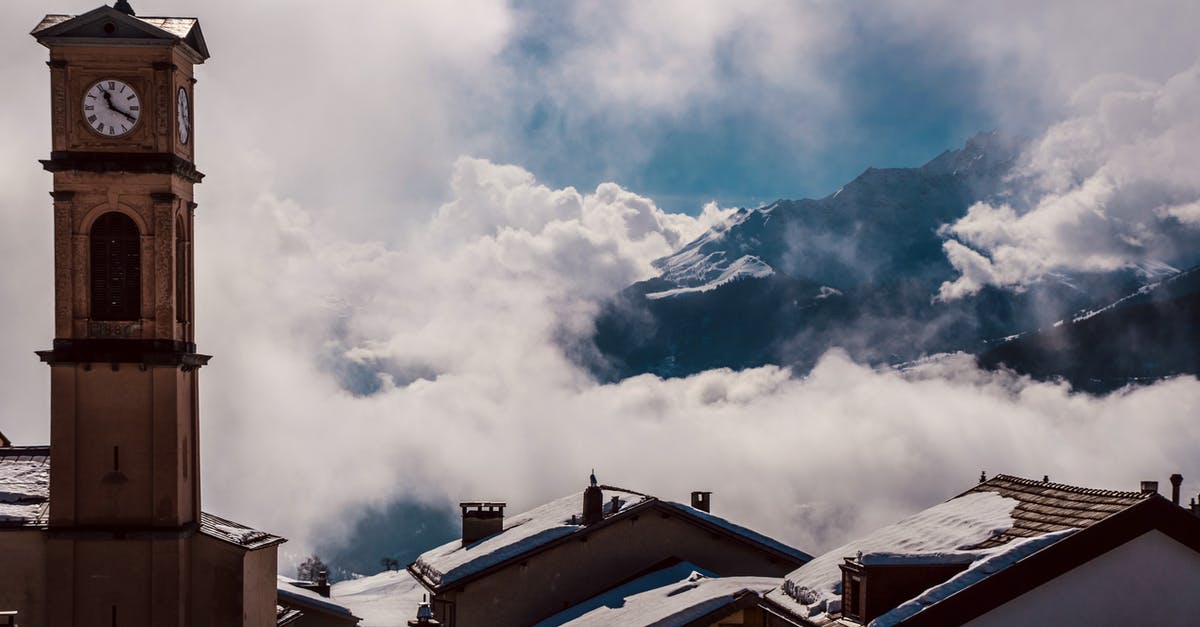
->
1140, 480, 1159, 495
691, 491, 712, 513
583, 470, 603, 525
1170, 474, 1183, 505
460, 502, 505, 546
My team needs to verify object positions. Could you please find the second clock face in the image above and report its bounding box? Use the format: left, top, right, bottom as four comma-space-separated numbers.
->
83, 79, 141, 137
177, 87, 190, 145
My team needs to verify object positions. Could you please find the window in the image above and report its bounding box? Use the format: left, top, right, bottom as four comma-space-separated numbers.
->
90, 212, 140, 321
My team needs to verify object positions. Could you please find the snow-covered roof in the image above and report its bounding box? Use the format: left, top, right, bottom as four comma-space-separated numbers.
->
412, 487, 651, 589
535, 562, 780, 626
0, 445, 284, 549
330, 570, 427, 627
277, 576, 358, 619
767, 474, 1151, 623
0, 446, 49, 528
768, 491, 1018, 619
410, 486, 807, 592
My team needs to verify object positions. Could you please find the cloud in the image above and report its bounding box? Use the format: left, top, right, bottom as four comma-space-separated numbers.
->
938, 61, 1200, 298
180, 159, 1200, 566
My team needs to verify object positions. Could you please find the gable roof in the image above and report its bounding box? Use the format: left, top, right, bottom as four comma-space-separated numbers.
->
767, 474, 1180, 625
409, 485, 810, 593
886, 494, 1200, 626
536, 561, 780, 627
31, 6, 208, 61
0, 444, 284, 549
959, 473, 1148, 548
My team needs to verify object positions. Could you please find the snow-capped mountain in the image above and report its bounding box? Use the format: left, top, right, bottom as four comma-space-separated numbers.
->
589, 132, 1199, 389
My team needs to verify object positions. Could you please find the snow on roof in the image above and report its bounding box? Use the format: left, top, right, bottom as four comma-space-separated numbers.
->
767, 491, 1019, 618
330, 570, 427, 627
535, 562, 780, 627
412, 488, 650, 588
0, 447, 50, 528
661, 501, 813, 563
277, 576, 356, 618
199, 512, 286, 550
870, 529, 1076, 627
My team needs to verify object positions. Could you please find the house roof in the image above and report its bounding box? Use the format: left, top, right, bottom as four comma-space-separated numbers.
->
535, 561, 780, 627
767, 474, 1178, 626
0, 444, 284, 549
0, 446, 50, 528
200, 511, 287, 550
409, 485, 810, 593
31, 6, 209, 61
959, 473, 1148, 548
277, 576, 359, 621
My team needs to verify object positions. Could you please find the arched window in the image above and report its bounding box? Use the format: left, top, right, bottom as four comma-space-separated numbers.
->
90, 212, 141, 321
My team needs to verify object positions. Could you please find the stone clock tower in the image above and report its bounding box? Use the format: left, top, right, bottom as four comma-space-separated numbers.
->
2, 4, 285, 626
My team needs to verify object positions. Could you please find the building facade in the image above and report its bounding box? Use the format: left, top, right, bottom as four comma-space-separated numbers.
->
0, 4, 284, 626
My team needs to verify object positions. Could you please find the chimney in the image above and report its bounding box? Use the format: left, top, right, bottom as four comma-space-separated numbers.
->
1140, 480, 1159, 495
610, 495, 620, 514
315, 570, 330, 597
460, 502, 505, 546
1170, 474, 1183, 505
408, 595, 441, 626
583, 470, 603, 525
691, 491, 712, 513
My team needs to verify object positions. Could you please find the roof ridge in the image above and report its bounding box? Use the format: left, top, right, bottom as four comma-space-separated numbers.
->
987, 473, 1147, 500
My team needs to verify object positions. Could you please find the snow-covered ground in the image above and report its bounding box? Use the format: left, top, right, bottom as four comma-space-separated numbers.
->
330, 570, 428, 627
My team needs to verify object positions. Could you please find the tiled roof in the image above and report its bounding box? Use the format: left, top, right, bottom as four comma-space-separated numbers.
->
963, 474, 1148, 548
199, 511, 286, 550
0, 446, 50, 528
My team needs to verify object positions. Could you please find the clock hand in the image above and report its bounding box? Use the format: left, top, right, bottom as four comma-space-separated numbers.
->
100, 88, 137, 124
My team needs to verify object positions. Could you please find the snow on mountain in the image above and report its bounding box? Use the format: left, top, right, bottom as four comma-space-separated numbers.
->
590, 131, 1200, 387
646, 255, 774, 299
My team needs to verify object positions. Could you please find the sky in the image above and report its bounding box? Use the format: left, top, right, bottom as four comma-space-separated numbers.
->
2, 0, 1200, 573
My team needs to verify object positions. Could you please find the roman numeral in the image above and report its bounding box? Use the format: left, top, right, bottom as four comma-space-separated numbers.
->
97, 122, 105, 131
130, 106, 139, 111
85, 105, 94, 111
120, 125, 128, 133
118, 84, 125, 93
127, 94, 135, 101
87, 94, 96, 100
88, 115, 97, 123
108, 81, 115, 90
108, 127, 115, 135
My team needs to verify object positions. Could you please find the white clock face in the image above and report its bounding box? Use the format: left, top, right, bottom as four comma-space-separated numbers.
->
83, 79, 141, 137
177, 87, 190, 145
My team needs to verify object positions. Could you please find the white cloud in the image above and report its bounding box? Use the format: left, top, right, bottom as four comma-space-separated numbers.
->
182, 159, 1200, 561
939, 62, 1200, 298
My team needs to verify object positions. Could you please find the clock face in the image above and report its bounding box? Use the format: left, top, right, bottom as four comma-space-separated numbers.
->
177, 87, 191, 145
83, 79, 141, 137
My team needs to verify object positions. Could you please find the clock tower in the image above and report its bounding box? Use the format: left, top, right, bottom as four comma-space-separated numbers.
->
30, 3, 220, 626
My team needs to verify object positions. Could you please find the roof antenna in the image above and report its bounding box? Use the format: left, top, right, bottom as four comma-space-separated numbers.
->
979, 470, 987, 483
590, 469, 597, 487
113, 1, 136, 16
